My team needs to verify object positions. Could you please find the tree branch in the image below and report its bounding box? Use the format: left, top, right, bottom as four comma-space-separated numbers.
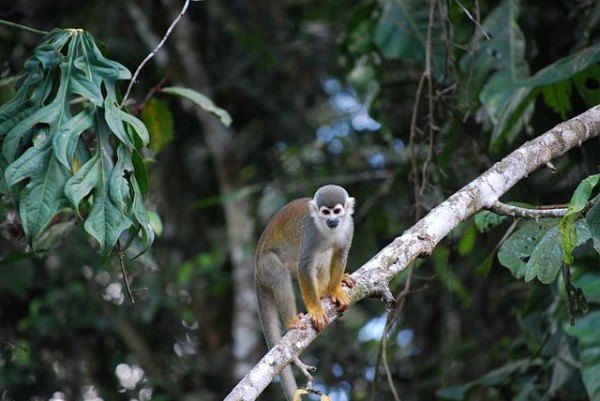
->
488, 200, 568, 218
224, 104, 600, 401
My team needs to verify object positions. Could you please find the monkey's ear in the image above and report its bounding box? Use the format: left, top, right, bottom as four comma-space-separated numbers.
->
308, 199, 319, 214
346, 197, 355, 215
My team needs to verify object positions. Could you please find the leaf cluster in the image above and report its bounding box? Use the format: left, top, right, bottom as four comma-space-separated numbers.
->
0, 29, 154, 254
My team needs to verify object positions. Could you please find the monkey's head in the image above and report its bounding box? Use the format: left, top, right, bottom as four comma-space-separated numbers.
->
310, 185, 355, 229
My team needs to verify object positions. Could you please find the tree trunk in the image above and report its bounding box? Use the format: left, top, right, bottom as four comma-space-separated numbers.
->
157, 0, 261, 380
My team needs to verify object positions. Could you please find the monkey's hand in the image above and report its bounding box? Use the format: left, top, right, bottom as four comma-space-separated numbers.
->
330, 285, 352, 313
328, 273, 354, 312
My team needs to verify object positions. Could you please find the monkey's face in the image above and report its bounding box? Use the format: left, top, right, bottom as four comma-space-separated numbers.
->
310, 185, 355, 235
318, 204, 347, 229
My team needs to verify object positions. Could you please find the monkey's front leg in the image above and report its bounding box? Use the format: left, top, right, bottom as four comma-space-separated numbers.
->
327, 250, 354, 312
298, 264, 328, 332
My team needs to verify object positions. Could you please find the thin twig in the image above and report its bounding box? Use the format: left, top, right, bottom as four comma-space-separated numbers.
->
0, 18, 48, 35
382, 333, 402, 401
370, 264, 416, 401
142, 76, 169, 106
418, 0, 438, 201
454, 0, 490, 40
408, 72, 426, 218
120, 0, 192, 107
117, 241, 136, 305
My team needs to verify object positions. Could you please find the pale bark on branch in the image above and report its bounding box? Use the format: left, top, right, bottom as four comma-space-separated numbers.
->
224, 104, 600, 401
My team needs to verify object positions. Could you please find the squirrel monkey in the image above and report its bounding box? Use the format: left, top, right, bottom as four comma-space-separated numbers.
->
254, 184, 356, 400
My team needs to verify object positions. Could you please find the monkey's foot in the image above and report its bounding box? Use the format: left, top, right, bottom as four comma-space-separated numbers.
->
288, 313, 309, 330
309, 309, 328, 332
341, 273, 356, 288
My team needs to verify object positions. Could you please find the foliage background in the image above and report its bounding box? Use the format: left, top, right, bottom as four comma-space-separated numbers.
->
1, 0, 600, 400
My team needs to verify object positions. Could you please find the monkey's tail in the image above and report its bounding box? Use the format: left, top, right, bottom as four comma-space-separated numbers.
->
256, 290, 298, 401
280, 365, 298, 401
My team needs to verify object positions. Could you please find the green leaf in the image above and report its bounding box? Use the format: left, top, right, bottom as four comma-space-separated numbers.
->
0, 107, 36, 140
574, 274, 600, 305
498, 219, 558, 279
52, 109, 94, 170
559, 174, 600, 264
469, 0, 533, 151
161, 86, 232, 127
4, 32, 78, 162
5, 141, 70, 240
69, 69, 103, 106
64, 152, 101, 215
457, 225, 476, 256
2, 102, 60, 161
141, 98, 174, 152
565, 311, 600, 400
85, 182, 132, 253
586, 201, 600, 254
482, 0, 529, 80
541, 80, 572, 119
486, 85, 536, 152
373, 0, 446, 78
109, 144, 133, 212
517, 43, 600, 88
130, 175, 155, 252
523, 226, 563, 283
131, 149, 148, 196
524, 221, 591, 283
104, 97, 135, 149
117, 105, 149, 147
573, 65, 600, 107
474, 210, 507, 233
65, 149, 132, 252
75, 33, 131, 81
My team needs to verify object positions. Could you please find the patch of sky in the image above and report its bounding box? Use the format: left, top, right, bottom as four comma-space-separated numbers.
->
318, 77, 381, 153
328, 138, 344, 154
368, 152, 385, 168
358, 313, 387, 342
393, 138, 405, 153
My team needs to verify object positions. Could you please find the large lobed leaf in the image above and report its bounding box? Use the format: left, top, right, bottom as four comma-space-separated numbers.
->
0, 29, 154, 254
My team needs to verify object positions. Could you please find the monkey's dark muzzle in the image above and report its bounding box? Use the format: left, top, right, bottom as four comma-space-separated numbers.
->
326, 218, 340, 228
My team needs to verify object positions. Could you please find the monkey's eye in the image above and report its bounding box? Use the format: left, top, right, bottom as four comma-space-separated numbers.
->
333, 207, 343, 215
321, 208, 331, 215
